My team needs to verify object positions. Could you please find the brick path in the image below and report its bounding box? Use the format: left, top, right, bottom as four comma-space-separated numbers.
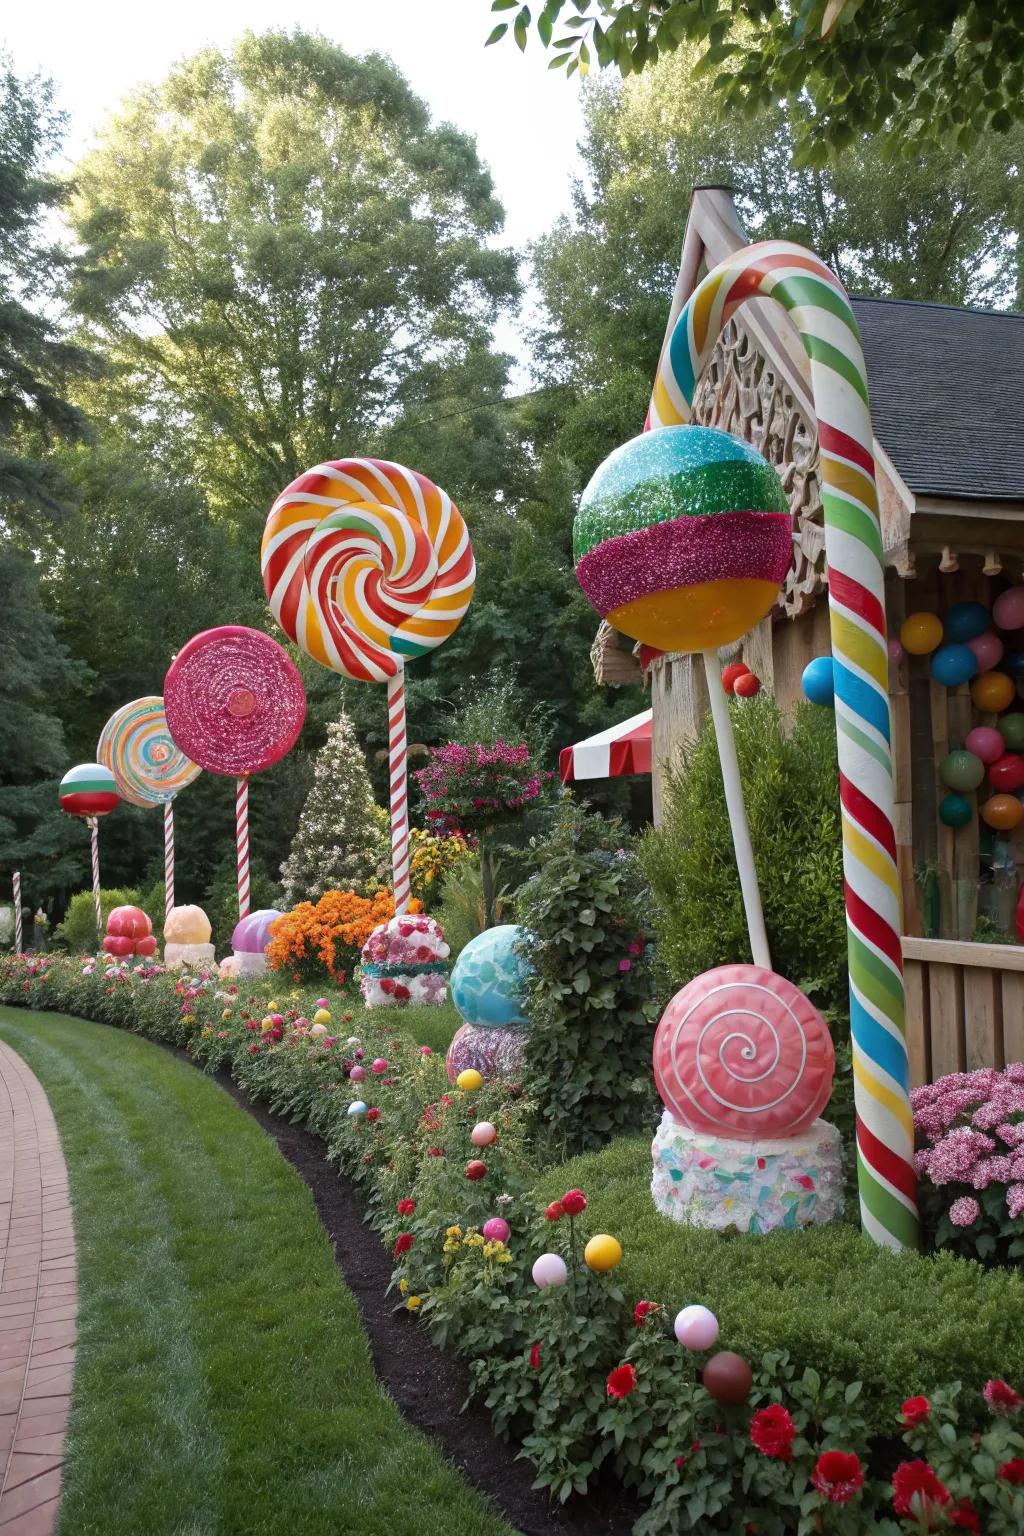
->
0, 1041, 76, 1534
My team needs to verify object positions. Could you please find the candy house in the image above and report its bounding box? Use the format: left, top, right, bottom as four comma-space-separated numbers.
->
583, 185, 1024, 1086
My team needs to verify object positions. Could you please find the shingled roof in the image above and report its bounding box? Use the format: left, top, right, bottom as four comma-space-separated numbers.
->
850, 296, 1024, 503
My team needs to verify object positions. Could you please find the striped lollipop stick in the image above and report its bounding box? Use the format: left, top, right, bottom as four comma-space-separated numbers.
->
12, 871, 22, 954
649, 240, 918, 1252
387, 670, 412, 913
164, 802, 175, 922
88, 818, 102, 937
236, 777, 250, 919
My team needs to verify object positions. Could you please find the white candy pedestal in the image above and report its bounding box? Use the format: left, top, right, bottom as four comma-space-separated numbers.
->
163, 942, 216, 970
651, 1110, 844, 1235
233, 951, 268, 977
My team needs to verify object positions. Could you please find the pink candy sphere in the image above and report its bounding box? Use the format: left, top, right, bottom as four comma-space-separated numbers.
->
471, 1121, 497, 1147
994, 586, 1024, 632
315, 997, 329, 1009
887, 638, 904, 663
532, 1253, 568, 1289
349, 1064, 366, 1082
371, 1058, 388, 1075
674, 1304, 720, 1351
969, 632, 1004, 672
482, 1217, 510, 1243
966, 726, 1005, 765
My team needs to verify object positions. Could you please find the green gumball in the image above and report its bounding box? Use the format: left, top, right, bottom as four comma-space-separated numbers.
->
941, 750, 985, 793
1000, 714, 1024, 752
939, 793, 973, 829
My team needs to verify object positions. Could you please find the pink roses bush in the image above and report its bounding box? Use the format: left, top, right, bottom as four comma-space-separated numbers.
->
913, 1064, 1024, 1261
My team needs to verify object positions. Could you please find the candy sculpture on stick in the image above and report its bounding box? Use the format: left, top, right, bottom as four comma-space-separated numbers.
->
97, 696, 200, 924
262, 458, 474, 913
610, 239, 915, 1250
59, 764, 120, 936
164, 627, 306, 919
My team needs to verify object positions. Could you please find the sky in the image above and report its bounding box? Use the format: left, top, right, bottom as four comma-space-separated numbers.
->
2, 0, 589, 375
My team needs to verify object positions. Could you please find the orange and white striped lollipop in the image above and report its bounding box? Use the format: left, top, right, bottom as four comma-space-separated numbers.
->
261, 459, 474, 681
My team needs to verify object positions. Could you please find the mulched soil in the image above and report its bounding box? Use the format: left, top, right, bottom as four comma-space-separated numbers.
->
212, 1067, 639, 1536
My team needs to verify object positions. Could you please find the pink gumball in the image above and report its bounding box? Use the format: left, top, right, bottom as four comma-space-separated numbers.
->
532, 1253, 568, 1289
315, 997, 329, 1009
994, 586, 1024, 632
966, 726, 1005, 765
674, 1305, 720, 1351
134, 935, 158, 958
471, 1121, 497, 1147
887, 638, 904, 663
349, 1064, 366, 1082
968, 632, 1004, 671
482, 1217, 510, 1243
371, 1057, 388, 1074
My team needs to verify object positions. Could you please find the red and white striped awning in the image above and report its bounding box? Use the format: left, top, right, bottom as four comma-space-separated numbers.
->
559, 709, 653, 784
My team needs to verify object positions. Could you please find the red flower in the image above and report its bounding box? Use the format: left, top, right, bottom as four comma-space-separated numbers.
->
606, 1363, 637, 1400
633, 1300, 660, 1327
750, 1404, 796, 1461
397, 1198, 416, 1216
891, 1461, 950, 1524
544, 1200, 564, 1222
985, 1378, 1024, 1414
675, 1453, 686, 1469
999, 1458, 1024, 1484
393, 1233, 414, 1257
561, 1189, 587, 1217
247, 1042, 260, 1056
810, 1451, 864, 1504
428, 1147, 442, 1157
529, 1342, 541, 1369
950, 1501, 980, 1532
900, 1395, 931, 1428
366, 1107, 381, 1123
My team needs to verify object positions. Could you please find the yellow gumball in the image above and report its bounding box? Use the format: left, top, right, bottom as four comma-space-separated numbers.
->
456, 1069, 484, 1092
266, 1000, 279, 1011
313, 1008, 332, 1026
584, 1234, 623, 1272
900, 612, 943, 656
972, 670, 1015, 713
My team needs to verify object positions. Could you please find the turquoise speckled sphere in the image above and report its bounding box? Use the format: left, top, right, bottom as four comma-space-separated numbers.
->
450, 924, 531, 1030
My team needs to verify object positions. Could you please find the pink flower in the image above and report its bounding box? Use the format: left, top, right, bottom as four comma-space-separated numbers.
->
949, 1196, 980, 1226
1007, 1183, 1024, 1219
985, 1378, 1023, 1414
618, 958, 632, 972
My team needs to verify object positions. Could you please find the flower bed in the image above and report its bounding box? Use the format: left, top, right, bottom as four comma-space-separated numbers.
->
3, 952, 1024, 1534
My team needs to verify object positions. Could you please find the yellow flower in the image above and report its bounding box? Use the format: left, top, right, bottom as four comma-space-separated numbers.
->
496, 1251, 512, 1264
399, 1278, 409, 1294
445, 1225, 462, 1239
464, 1232, 485, 1249
406, 1295, 422, 1311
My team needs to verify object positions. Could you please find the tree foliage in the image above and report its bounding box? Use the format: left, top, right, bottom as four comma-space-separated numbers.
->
487, 0, 1024, 165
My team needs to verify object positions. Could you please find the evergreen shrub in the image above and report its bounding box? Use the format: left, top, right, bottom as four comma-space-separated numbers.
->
54, 887, 143, 952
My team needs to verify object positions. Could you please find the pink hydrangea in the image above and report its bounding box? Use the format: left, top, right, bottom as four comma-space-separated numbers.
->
949, 1196, 980, 1227
1007, 1184, 1024, 1220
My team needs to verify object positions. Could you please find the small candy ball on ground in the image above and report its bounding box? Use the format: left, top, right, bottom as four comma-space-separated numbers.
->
584, 1234, 623, 1272
703, 1351, 753, 1406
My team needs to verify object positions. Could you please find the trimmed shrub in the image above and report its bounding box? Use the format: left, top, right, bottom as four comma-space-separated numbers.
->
53, 887, 143, 953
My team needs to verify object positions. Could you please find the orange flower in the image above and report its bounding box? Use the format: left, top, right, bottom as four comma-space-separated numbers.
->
266, 890, 422, 983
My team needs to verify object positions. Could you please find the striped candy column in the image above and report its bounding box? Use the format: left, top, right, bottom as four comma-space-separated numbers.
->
387, 670, 412, 913
12, 872, 22, 954
164, 802, 175, 922
649, 240, 918, 1251
88, 818, 102, 937
236, 778, 251, 919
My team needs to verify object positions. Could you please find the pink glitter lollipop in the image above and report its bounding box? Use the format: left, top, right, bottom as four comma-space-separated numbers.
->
164, 626, 306, 917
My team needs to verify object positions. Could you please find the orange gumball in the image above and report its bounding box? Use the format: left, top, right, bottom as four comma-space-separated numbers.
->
981, 794, 1024, 831
972, 671, 1016, 714
900, 612, 943, 656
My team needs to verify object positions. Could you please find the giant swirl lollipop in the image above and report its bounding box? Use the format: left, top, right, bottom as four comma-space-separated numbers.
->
97, 696, 201, 923
164, 627, 306, 919
59, 764, 120, 937
262, 459, 474, 911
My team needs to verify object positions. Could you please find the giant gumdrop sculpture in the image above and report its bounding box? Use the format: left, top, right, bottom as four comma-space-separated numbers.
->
103, 905, 158, 960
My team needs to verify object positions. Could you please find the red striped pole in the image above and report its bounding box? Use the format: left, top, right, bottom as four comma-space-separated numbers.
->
164, 802, 175, 922
236, 777, 251, 918
89, 818, 102, 937
386, 670, 411, 913
12, 872, 22, 954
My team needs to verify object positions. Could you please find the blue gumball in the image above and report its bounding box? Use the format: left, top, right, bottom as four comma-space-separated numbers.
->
1003, 652, 1024, 678
450, 924, 532, 1030
801, 656, 835, 708
943, 601, 990, 643
931, 643, 978, 687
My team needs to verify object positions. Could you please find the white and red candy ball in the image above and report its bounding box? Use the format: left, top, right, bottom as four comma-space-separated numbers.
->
59, 763, 120, 818
471, 1121, 497, 1147
653, 964, 834, 1140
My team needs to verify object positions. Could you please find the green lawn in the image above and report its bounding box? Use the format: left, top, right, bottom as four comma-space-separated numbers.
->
0, 1007, 511, 1536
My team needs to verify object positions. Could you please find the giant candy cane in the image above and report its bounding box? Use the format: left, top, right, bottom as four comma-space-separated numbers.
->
648, 240, 917, 1250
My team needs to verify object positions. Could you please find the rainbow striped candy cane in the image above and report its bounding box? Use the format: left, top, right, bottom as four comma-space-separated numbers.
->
649, 240, 918, 1251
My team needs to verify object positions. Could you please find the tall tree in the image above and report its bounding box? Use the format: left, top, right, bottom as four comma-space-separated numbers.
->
69, 29, 521, 531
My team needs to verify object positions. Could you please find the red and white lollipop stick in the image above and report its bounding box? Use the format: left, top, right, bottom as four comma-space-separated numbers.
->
387, 670, 411, 913
236, 777, 250, 919
164, 802, 175, 922
12, 871, 22, 954
88, 818, 102, 937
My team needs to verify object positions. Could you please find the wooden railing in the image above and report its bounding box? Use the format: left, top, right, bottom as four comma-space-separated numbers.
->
902, 937, 1024, 1086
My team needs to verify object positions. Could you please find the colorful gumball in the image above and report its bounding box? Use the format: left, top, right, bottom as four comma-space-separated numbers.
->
887, 638, 904, 664
989, 754, 1024, 794
900, 612, 943, 656
674, 1305, 720, 1351
349, 1064, 366, 1081
471, 1121, 497, 1147
456, 1068, 484, 1092
310, 1023, 328, 1038
465, 1159, 487, 1181
1003, 654, 1024, 679
965, 727, 1005, 765
584, 1234, 623, 1272
940, 751, 985, 793
981, 794, 1024, 831
939, 794, 973, 830
532, 1253, 568, 1289
968, 632, 1004, 672
801, 656, 835, 707
972, 671, 1015, 713
994, 586, 1024, 632
1001, 715, 1024, 751
347, 1100, 368, 1118
930, 644, 977, 688
574, 425, 792, 653
721, 663, 750, 694
482, 1217, 510, 1243
944, 601, 990, 643
732, 672, 760, 698
703, 1352, 754, 1406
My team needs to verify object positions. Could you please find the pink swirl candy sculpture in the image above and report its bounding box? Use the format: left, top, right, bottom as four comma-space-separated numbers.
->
653, 964, 834, 1140
231, 909, 282, 954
